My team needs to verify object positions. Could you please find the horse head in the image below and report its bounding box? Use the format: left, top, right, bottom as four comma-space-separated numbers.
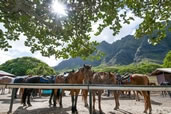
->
80, 64, 94, 84
55, 74, 66, 83
108, 72, 117, 83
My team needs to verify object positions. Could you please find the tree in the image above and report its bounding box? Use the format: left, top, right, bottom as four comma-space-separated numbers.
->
0, 57, 56, 76
0, 0, 171, 59
26, 63, 56, 75
163, 51, 171, 68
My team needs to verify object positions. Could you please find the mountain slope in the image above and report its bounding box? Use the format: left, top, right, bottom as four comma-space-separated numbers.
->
54, 32, 171, 71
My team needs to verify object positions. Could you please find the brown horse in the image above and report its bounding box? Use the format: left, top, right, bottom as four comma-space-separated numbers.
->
121, 74, 152, 114
53, 68, 86, 113
81, 65, 120, 114
92, 72, 119, 114
65, 69, 86, 113
51, 74, 65, 107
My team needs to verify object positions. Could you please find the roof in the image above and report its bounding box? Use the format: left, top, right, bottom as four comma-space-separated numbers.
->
0, 70, 15, 77
151, 68, 171, 75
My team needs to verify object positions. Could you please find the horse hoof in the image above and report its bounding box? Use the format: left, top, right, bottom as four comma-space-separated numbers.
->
114, 107, 119, 110
53, 105, 56, 107
93, 111, 96, 114
28, 104, 32, 107
149, 110, 152, 114
143, 110, 147, 113
85, 104, 88, 107
60, 105, 63, 108
100, 111, 104, 114
23, 104, 26, 107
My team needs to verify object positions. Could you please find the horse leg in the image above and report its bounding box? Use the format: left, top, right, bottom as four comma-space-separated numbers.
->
71, 91, 75, 113
74, 90, 79, 112
98, 90, 103, 114
128, 91, 131, 98
8, 88, 11, 94
59, 90, 63, 108
92, 91, 96, 114
49, 89, 54, 106
142, 91, 148, 113
113, 90, 120, 110
49, 89, 53, 106
38, 89, 41, 97
22, 89, 27, 106
14, 88, 19, 99
1, 87, 5, 95
168, 91, 171, 98
82, 90, 88, 107
147, 91, 152, 114
19, 88, 22, 98
27, 89, 33, 106
136, 91, 140, 101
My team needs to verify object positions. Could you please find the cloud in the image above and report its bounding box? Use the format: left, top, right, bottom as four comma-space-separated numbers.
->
0, 48, 63, 67
0, 30, 63, 67
0, 51, 13, 65
91, 13, 143, 43
32, 52, 63, 67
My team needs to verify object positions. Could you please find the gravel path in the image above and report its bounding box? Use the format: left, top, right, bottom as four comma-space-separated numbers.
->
0, 91, 171, 114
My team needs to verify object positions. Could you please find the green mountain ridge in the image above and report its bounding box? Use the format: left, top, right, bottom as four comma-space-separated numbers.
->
54, 32, 171, 71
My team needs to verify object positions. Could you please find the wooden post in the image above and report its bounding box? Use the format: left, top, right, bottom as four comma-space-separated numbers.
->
88, 84, 92, 114
8, 88, 16, 113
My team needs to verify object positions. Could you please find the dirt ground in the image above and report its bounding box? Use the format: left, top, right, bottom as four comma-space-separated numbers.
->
0, 90, 171, 114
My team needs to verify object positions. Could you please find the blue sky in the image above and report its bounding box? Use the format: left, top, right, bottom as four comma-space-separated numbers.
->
0, 13, 143, 67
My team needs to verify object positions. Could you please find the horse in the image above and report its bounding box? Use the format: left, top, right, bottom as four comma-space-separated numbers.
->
81, 65, 120, 114
48, 74, 67, 107
64, 68, 87, 113
92, 72, 119, 114
0, 76, 15, 84
118, 74, 152, 114
21, 76, 53, 106
13, 77, 27, 98
48, 75, 63, 107
0, 76, 15, 94
160, 82, 171, 98
52, 68, 86, 113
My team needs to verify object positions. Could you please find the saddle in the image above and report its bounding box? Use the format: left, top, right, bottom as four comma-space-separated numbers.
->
116, 74, 132, 84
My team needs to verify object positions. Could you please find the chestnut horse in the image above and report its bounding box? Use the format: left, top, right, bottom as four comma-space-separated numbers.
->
65, 68, 87, 113
120, 74, 152, 114
52, 69, 86, 113
81, 65, 120, 114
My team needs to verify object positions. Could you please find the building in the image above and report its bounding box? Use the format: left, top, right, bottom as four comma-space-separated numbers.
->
151, 68, 171, 84
0, 70, 15, 77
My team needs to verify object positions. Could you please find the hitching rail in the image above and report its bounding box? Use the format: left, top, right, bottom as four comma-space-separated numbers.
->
0, 83, 171, 114
1, 83, 171, 91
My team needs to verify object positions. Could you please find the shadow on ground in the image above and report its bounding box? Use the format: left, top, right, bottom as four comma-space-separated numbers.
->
12, 106, 71, 114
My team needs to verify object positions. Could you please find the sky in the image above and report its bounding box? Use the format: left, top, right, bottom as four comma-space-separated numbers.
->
0, 10, 143, 67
